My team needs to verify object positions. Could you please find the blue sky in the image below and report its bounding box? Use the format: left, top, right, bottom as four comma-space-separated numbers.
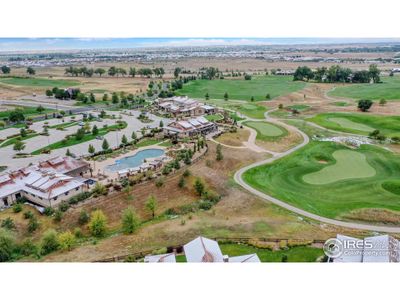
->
1, 38, 400, 52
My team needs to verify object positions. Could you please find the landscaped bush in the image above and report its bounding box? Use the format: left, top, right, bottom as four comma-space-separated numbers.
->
23, 210, 34, 220
40, 230, 60, 255
78, 210, 90, 225
43, 207, 55, 216
247, 239, 275, 250
198, 200, 213, 210
27, 216, 40, 233
1, 217, 16, 230
13, 203, 23, 213
53, 210, 63, 223
68, 191, 92, 205
19, 239, 38, 257
287, 239, 313, 248
58, 202, 70, 212
0, 229, 16, 262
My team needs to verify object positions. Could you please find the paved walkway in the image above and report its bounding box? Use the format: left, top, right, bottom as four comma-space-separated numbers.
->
229, 109, 400, 233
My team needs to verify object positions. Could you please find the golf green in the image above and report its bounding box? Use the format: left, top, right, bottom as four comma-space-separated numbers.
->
244, 121, 287, 141
243, 142, 400, 219
308, 113, 400, 137
303, 150, 376, 185
328, 117, 375, 132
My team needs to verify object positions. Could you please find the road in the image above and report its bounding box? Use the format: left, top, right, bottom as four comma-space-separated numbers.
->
232, 109, 400, 233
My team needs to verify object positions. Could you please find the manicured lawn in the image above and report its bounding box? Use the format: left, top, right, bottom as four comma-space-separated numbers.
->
32, 122, 126, 154
0, 77, 79, 88
331, 101, 351, 107
303, 149, 376, 185
308, 113, 400, 137
243, 142, 400, 219
205, 99, 268, 119
329, 76, 400, 100
219, 243, 323, 262
244, 121, 288, 141
288, 104, 310, 111
0, 132, 39, 148
177, 75, 306, 101
49, 121, 78, 129
135, 138, 161, 148
175, 244, 323, 262
0, 106, 54, 119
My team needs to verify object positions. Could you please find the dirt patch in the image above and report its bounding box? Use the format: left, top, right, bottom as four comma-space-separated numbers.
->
255, 129, 303, 152
341, 208, 400, 226
215, 128, 250, 147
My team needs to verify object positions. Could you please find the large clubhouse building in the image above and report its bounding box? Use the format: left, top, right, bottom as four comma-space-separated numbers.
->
163, 116, 218, 138
0, 156, 91, 208
156, 96, 215, 117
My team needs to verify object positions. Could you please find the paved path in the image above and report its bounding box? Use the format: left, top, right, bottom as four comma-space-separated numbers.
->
232, 109, 400, 233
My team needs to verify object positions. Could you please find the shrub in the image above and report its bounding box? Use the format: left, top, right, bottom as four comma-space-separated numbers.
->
58, 231, 76, 251
41, 230, 60, 255
19, 239, 38, 257
13, 203, 23, 213
68, 191, 92, 205
0, 229, 16, 262
198, 200, 213, 210
1, 217, 16, 230
178, 176, 185, 188
78, 210, 90, 225
287, 239, 313, 248
58, 202, 70, 212
121, 207, 141, 234
53, 210, 63, 223
27, 216, 40, 233
23, 211, 34, 220
43, 207, 54, 216
155, 177, 165, 188
194, 178, 205, 196
92, 183, 108, 196
89, 210, 107, 237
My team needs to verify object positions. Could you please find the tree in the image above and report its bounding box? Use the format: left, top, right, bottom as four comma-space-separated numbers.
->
121, 207, 140, 234
89, 93, 96, 103
205, 92, 209, 100
358, 99, 373, 112
92, 182, 107, 196
26, 67, 36, 75
244, 74, 252, 80
102, 138, 110, 151
145, 195, 157, 219
224, 92, 229, 101
13, 140, 25, 152
102, 94, 109, 102
108, 66, 117, 76
369, 64, 381, 83
174, 67, 181, 78
92, 125, 99, 136
1, 65, 11, 74
83, 122, 91, 133
131, 131, 137, 142
1, 217, 15, 230
216, 144, 223, 161
27, 215, 40, 232
20, 128, 27, 138
41, 229, 59, 255
36, 105, 45, 113
121, 134, 128, 145
194, 178, 205, 196
129, 67, 136, 77
88, 144, 95, 155
293, 66, 314, 81
94, 68, 106, 77
379, 98, 387, 106
66, 149, 72, 157
75, 127, 85, 140
9, 110, 25, 123
89, 210, 107, 237
159, 120, 164, 128
111, 92, 119, 104
58, 231, 76, 251
0, 229, 15, 262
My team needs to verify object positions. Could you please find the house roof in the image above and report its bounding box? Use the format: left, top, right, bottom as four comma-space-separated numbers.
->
144, 253, 176, 263
228, 254, 261, 263
183, 236, 224, 262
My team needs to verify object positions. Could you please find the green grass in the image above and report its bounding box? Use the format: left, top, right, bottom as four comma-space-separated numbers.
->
288, 104, 310, 111
0, 77, 79, 88
219, 243, 323, 262
331, 101, 351, 107
382, 180, 400, 195
0, 132, 39, 148
158, 140, 173, 147
204, 99, 268, 119
329, 76, 400, 100
308, 113, 400, 137
32, 123, 126, 154
243, 141, 400, 219
175, 244, 323, 262
204, 114, 223, 122
303, 150, 376, 184
49, 121, 78, 129
136, 138, 161, 148
177, 75, 306, 101
244, 121, 288, 141
0, 106, 54, 119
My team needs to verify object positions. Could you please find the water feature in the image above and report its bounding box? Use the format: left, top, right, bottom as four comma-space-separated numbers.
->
106, 148, 165, 172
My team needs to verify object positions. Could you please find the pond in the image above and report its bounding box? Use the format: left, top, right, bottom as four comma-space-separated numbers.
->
106, 148, 165, 172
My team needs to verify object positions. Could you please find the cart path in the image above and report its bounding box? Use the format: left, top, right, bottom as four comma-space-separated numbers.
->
231, 109, 400, 233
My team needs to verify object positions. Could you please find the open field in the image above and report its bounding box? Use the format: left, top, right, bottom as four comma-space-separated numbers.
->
0, 77, 79, 88
215, 128, 250, 147
177, 76, 306, 101
243, 142, 400, 220
205, 99, 268, 119
308, 113, 400, 136
329, 76, 400, 101
0, 105, 54, 119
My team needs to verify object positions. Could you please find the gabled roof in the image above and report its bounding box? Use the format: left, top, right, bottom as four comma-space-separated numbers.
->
183, 236, 224, 262
144, 253, 176, 263
228, 254, 261, 263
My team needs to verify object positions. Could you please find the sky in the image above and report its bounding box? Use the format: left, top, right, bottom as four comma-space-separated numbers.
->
1, 38, 400, 52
